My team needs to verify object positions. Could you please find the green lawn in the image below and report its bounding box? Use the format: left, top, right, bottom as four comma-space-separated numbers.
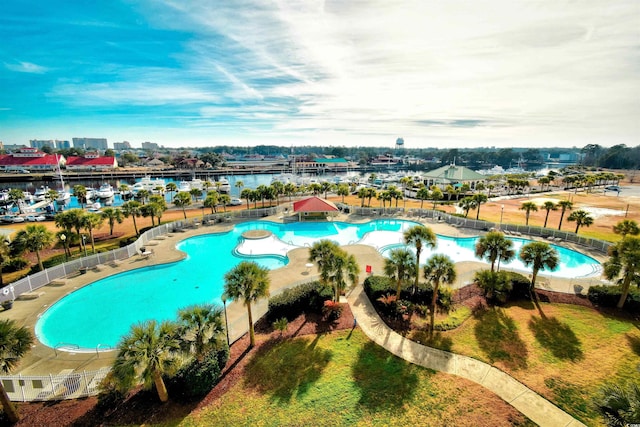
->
416, 302, 640, 426
180, 329, 534, 427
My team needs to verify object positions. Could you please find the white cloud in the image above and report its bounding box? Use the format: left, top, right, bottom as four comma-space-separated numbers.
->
5, 61, 48, 74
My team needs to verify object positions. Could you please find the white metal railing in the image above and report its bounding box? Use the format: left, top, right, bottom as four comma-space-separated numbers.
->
0, 368, 111, 402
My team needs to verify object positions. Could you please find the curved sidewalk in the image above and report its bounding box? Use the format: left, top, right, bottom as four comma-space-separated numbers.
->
346, 284, 586, 427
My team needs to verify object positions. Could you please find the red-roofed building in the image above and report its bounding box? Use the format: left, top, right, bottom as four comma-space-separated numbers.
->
292, 196, 339, 221
65, 153, 118, 171
0, 147, 63, 171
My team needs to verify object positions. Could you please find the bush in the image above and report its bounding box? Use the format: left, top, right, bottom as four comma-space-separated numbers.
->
588, 285, 640, 312
363, 275, 394, 301
167, 346, 229, 400
503, 271, 531, 301
3, 257, 28, 273
322, 300, 344, 321
267, 281, 333, 321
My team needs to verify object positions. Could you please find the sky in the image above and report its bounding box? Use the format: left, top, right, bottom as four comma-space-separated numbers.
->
1, 1, 639, 150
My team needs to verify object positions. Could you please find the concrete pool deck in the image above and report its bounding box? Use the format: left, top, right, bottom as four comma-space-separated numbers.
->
0, 212, 607, 376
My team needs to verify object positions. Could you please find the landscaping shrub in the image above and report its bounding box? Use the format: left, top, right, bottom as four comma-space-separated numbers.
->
167, 346, 230, 400
3, 257, 28, 273
503, 271, 531, 301
267, 281, 332, 321
588, 285, 640, 312
363, 275, 394, 301
322, 300, 344, 321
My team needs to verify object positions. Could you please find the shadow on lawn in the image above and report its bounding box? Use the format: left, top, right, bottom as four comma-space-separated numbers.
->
474, 308, 528, 370
529, 316, 584, 361
243, 335, 332, 404
626, 333, 640, 356
351, 341, 419, 411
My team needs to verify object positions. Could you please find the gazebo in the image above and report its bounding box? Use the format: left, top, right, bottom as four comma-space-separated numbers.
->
292, 196, 339, 221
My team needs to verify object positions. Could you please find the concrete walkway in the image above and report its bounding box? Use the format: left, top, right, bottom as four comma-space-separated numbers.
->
346, 283, 586, 427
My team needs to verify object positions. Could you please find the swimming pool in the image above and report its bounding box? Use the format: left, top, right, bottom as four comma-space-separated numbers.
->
35, 219, 601, 350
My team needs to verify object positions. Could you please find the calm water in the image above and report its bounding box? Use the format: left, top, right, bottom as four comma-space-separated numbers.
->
35, 219, 600, 350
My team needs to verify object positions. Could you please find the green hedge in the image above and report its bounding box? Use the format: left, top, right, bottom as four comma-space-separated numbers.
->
3, 257, 28, 273
167, 346, 230, 399
587, 285, 640, 312
267, 281, 333, 321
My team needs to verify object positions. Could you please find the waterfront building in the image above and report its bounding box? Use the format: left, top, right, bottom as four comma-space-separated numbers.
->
422, 164, 486, 190
65, 152, 118, 171
0, 147, 63, 171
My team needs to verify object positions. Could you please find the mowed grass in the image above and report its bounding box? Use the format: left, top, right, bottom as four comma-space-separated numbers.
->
418, 302, 640, 425
181, 329, 534, 427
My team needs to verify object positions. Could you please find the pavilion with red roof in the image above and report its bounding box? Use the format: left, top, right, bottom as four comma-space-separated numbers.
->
292, 196, 339, 221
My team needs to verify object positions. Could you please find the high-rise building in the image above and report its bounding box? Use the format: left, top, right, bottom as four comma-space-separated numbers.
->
30, 139, 70, 149
141, 141, 159, 150
113, 141, 132, 151
72, 137, 108, 150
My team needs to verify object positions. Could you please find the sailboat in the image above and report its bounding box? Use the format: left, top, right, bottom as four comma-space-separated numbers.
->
54, 154, 71, 203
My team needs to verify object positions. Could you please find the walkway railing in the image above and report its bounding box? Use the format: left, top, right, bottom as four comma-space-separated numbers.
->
0, 368, 111, 402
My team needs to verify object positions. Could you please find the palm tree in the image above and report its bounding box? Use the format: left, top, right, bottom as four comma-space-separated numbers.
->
165, 182, 177, 202
567, 209, 594, 234
72, 185, 87, 208
603, 236, 640, 309
519, 241, 559, 294
336, 184, 349, 203
541, 201, 557, 228
121, 200, 143, 236
54, 210, 78, 256
416, 186, 430, 209
613, 219, 640, 237
357, 187, 368, 207
557, 200, 573, 230
7, 189, 25, 214
204, 192, 219, 214
383, 248, 416, 298
177, 304, 226, 362
101, 207, 124, 235
219, 194, 231, 212
113, 320, 181, 403
0, 240, 10, 287
13, 225, 54, 271
430, 187, 443, 209
309, 240, 358, 302
234, 180, 244, 197
64, 208, 87, 254
240, 188, 253, 210
474, 231, 515, 272
520, 201, 538, 226
309, 239, 339, 286
403, 225, 437, 294
458, 197, 476, 218
0, 319, 34, 423
223, 261, 270, 348
136, 189, 150, 204
173, 191, 192, 219
81, 212, 104, 253
423, 254, 456, 337
595, 382, 640, 426
473, 193, 488, 220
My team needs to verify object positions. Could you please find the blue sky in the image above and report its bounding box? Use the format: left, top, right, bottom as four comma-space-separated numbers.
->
1, 1, 638, 149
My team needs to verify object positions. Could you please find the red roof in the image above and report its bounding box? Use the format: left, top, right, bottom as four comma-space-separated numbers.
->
66, 156, 117, 166
293, 196, 339, 213
0, 154, 59, 166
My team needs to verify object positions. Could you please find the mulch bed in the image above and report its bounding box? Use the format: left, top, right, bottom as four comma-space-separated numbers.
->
3, 305, 354, 427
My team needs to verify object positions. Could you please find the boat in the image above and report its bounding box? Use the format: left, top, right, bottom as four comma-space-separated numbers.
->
53, 153, 70, 203
131, 176, 167, 194
177, 180, 191, 193
33, 186, 49, 202
96, 183, 114, 199
217, 178, 231, 194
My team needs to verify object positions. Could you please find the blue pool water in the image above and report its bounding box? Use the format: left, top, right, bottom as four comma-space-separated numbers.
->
35, 219, 601, 350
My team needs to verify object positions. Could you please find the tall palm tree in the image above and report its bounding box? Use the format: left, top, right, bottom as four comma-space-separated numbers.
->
234, 180, 244, 197
13, 224, 54, 271
54, 210, 78, 256
113, 320, 181, 403
72, 185, 87, 208
136, 189, 150, 204
204, 192, 219, 214
416, 186, 430, 209
223, 261, 270, 348
173, 191, 192, 219
472, 193, 488, 220
219, 194, 231, 212
0, 319, 34, 423
101, 207, 124, 235
177, 304, 226, 362
121, 200, 142, 236
520, 201, 538, 226
309, 239, 340, 287
613, 219, 640, 237
430, 187, 443, 209
603, 236, 640, 309
557, 200, 573, 230
7, 189, 25, 214
383, 248, 416, 298
240, 188, 253, 209
519, 241, 559, 294
336, 184, 349, 203
403, 225, 437, 294
541, 201, 557, 228
567, 209, 594, 234
474, 231, 515, 272
81, 212, 104, 254
423, 255, 456, 337
165, 182, 177, 202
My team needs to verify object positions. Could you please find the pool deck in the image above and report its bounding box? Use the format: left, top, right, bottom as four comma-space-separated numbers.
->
0, 212, 607, 378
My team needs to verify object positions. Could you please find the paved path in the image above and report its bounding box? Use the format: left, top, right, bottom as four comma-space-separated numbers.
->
346, 283, 587, 427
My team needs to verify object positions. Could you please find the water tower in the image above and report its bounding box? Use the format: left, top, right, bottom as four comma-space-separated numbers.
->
395, 137, 404, 150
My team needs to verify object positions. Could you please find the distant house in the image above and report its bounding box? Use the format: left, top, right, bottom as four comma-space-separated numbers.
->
0, 147, 63, 171
293, 196, 339, 221
422, 164, 486, 190
65, 153, 118, 171
145, 158, 165, 168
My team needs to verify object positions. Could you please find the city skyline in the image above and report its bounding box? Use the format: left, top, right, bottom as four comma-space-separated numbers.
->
1, 1, 639, 149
